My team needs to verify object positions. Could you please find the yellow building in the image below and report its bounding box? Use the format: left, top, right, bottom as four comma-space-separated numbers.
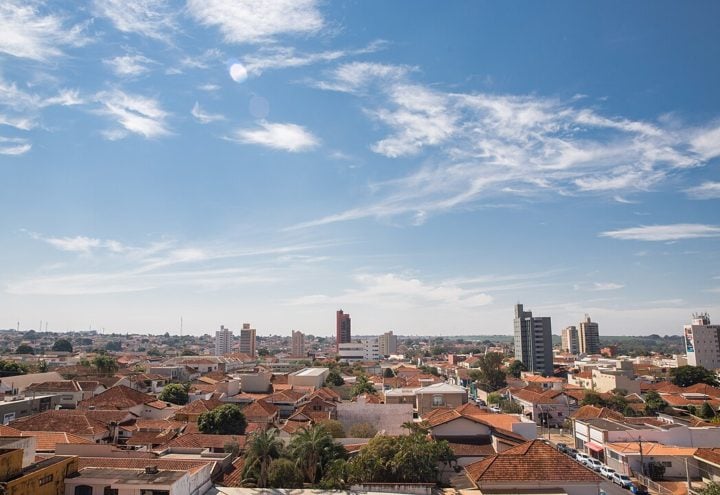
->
0, 448, 78, 495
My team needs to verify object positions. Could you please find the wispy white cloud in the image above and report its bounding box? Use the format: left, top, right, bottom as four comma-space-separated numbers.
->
0, 114, 35, 131
187, 0, 324, 44
0, 136, 31, 155
591, 282, 625, 291
691, 125, 720, 160
191, 102, 225, 124
242, 41, 386, 77
685, 181, 720, 200
293, 63, 720, 228
231, 121, 319, 152
104, 54, 155, 77
0, 0, 89, 61
94, 89, 170, 139
600, 224, 720, 241
92, 0, 176, 42
198, 83, 220, 92
287, 272, 493, 309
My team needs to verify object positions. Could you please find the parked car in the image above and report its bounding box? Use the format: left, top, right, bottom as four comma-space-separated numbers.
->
489, 406, 502, 413
475, 398, 486, 406
575, 452, 590, 464
600, 465, 616, 478
556, 443, 568, 453
630, 484, 649, 495
586, 458, 603, 471
611, 472, 634, 488
566, 448, 578, 458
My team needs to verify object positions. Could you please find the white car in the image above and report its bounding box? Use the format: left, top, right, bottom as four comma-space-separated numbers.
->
612, 472, 633, 488
600, 465, 616, 478
489, 406, 502, 413
575, 452, 590, 464
586, 458, 603, 471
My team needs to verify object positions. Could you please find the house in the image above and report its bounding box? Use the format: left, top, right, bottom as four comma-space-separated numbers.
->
336, 395, 413, 436
113, 373, 167, 393
0, 394, 61, 424
459, 439, 603, 494
0, 447, 79, 495
25, 380, 85, 408
159, 433, 245, 454
18, 431, 93, 453
605, 442, 699, 479
8, 410, 136, 443
173, 398, 224, 423
262, 389, 309, 419
240, 400, 279, 426
0, 372, 64, 395
414, 382, 468, 416
695, 448, 720, 483
77, 385, 176, 419
509, 387, 577, 427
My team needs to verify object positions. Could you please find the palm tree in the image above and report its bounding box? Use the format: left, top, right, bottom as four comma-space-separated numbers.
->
242, 428, 283, 488
289, 424, 345, 484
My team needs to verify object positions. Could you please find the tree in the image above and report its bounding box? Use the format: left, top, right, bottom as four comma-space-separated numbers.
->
647, 461, 666, 481
181, 349, 198, 356
105, 341, 122, 352
52, 339, 73, 353
701, 401, 716, 420
581, 391, 606, 407
158, 383, 189, 405
15, 344, 34, 355
92, 355, 119, 375
267, 458, 304, 488
670, 365, 719, 387
242, 428, 283, 488
288, 424, 346, 484
351, 375, 376, 397
0, 359, 27, 377
319, 459, 349, 489
401, 420, 430, 435
699, 482, 720, 495
319, 419, 345, 438
487, 392, 501, 405
348, 422, 377, 438
325, 370, 345, 386
198, 404, 247, 435
643, 391, 668, 415
224, 440, 242, 458
507, 360, 527, 379
347, 433, 454, 484
258, 348, 269, 357
383, 367, 395, 378
468, 353, 507, 392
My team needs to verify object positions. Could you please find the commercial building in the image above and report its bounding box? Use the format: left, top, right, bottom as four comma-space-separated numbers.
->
291, 330, 305, 358
578, 315, 600, 355
239, 323, 256, 357
288, 367, 330, 389
513, 303, 553, 376
685, 313, 720, 370
214, 325, 232, 356
378, 330, 398, 356
338, 339, 380, 362
561, 325, 579, 354
336, 309, 351, 351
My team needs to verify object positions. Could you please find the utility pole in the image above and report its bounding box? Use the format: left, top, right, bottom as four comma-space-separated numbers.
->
638, 436, 645, 476
684, 458, 692, 493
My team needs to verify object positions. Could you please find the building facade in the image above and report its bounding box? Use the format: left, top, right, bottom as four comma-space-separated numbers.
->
378, 331, 398, 356
214, 325, 232, 356
239, 323, 256, 357
578, 315, 600, 355
561, 326, 579, 354
338, 339, 380, 362
291, 330, 305, 358
336, 309, 351, 351
685, 313, 720, 370
513, 303, 553, 376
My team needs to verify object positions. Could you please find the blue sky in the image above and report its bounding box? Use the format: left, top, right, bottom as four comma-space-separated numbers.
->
1, 1, 719, 336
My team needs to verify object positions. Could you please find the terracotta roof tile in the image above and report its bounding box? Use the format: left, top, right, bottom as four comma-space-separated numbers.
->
465, 440, 603, 484
26, 380, 81, 392
174, 398, 224, 415
241, 400, 278, 421
695, 448, 720, 467
78, 385, 156, 410
572, 405, 625, 421
0, 425, 22, 435
219, 457, 245, 487
9, 410, 110, 437
18, 431, 92, 451
162, 433, 245, 450
78, 456, 213, 475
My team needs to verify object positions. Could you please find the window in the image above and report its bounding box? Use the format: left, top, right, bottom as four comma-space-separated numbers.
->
104, 487, 119, 495
38, 474, 54, 486
432, 395, 445, 407
662, 461, 672, 467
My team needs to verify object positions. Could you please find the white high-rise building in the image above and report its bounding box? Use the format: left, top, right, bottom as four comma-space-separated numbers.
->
291, 330, 305, 358
561, 326, 579, 354
378, 331, 398, 356
215, 325, 233, 356
685, 313, 720, 370
239, 323, 256, 357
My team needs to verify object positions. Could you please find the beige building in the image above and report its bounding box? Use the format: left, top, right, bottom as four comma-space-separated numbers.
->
578, 315, 600, 354
385, 382, 468, 416
561, 325, 579, 354
291, 330, 305, 358
239, 323, 256, 357
378, 331, 398, 356
288, 367, 329, 389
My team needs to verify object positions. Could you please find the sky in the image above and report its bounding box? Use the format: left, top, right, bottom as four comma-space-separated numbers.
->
1, 1, 719, 337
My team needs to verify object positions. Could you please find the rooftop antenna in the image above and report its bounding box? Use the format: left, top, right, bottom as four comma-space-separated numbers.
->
17, 321, 20, 332
180, 316, 183, 337
45, 322, 48, 332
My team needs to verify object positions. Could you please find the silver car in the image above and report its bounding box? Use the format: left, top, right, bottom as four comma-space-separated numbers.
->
600, 465, 616, 478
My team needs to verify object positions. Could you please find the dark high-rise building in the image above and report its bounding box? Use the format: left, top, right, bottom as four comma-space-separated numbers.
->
513, 303, 553, 376
336, 309, 351, 351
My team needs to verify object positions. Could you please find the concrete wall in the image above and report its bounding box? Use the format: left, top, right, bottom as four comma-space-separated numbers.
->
336, 402, 413, 435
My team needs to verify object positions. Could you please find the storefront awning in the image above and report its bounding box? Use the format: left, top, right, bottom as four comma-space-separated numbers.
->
586, 441, 604, 452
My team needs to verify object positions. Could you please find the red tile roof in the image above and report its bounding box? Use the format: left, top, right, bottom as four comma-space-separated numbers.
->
78, 456, 213, 475
10, 410, 110, 437
465, 440, 603, 484
78, 385, 156, 410
18, 431, 92, 450
572, 405, 624, 421
162, 433, 246, 450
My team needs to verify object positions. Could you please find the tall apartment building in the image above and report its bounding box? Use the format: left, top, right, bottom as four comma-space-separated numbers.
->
561, 326, 579, 354
513, 303, 553, 376
291, 330, 305, 358
685, 313, 720, 370
215, 325, 233, 356
379, 330, 398, 356
336, 309, 351, 351
239, 323, 256, 357
578, 315, 600, 355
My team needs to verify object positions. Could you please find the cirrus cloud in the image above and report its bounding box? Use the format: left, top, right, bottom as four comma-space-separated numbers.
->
230, 121, 319, 152
600, 224, 720, 241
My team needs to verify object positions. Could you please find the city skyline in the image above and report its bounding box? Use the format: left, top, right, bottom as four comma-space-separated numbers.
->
1, 1, 719, 335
